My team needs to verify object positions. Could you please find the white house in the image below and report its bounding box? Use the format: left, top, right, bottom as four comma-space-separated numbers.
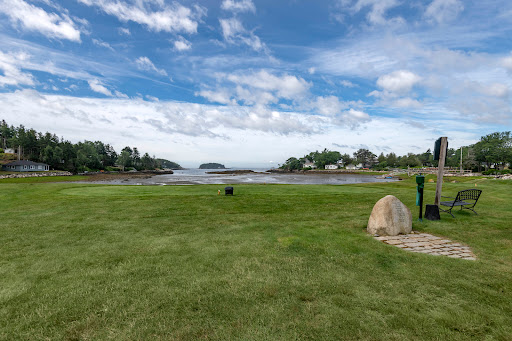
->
4, 148, 15, 154
302, 158, 316, 169
346, 163, 363, 170
325, 164, 338, 170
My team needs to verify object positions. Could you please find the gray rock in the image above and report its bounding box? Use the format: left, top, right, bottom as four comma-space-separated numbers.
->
367, 195, 412, 236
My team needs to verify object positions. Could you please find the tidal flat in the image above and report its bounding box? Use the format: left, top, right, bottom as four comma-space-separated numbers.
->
74, 168, 398, 186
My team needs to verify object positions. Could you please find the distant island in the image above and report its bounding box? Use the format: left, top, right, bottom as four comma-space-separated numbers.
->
157, 159, 183, 170
199, 163, 226, 169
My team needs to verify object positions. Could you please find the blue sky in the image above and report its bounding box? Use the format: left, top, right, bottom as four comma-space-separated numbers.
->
1, 0, 512, 167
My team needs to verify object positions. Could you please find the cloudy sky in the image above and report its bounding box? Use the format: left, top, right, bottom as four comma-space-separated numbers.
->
1, 0, 511, 167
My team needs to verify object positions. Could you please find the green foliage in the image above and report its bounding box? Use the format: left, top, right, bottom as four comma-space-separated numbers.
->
353, 148, 376, 167
482, 169, 511, 175
281, 157, 301, 170
0, 120, 177, 173
117, 149, 132, 170
199, 163, 226, 169
399, 153, 422, 168
157, 158, 182, 169
295, 149, 342, 169
473, 132, 512, 170
281, 132, 512, 172
340, 153, 353, 166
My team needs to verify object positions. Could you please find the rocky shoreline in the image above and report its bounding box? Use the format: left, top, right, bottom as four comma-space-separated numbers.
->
266, 168, 386, 174
0, 171, 73, 180
78, 170, 174, 182
205, 170, 260, 175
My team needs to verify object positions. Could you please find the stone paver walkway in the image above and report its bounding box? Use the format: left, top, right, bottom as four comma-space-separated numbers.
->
374, 231, 476, 260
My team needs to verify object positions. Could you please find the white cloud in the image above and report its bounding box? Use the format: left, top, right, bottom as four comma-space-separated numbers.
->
376, 70, 421, 94
0, 50, 35, 87
196, 88, 235, 105
114, 90, 128, 98
334, 0, 405, 26
77, 0, 204, 34
313, 96, 346, 116
145, 95, 159, 102
198, 71, 370, 128
0, 90, 485, 167
221, 0, 256, 13
219, 17, 266, 52
135, 56, 168, 76
0, 0, 82, 41
88, 79, 112, 96
425, 0, 464, 24
220, 17, 243, 40
501, 55, 512, 72
483, 83, 509, 98
226, 70, 310, 100
340, 80, 356, 87
391, 97, 422, 108
118, 27, 131, 35
173, 37, 192, 51
92, 38, 114, 51
345, 108, 369, 120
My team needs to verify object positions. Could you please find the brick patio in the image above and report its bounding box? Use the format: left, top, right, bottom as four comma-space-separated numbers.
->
373, 231, 477, 260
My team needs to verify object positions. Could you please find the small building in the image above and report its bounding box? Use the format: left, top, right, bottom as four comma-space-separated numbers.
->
2, 160, 50, 172
4, 148, 15, 154
345, 163, 363, 170
302, 158, 317, 169
325, 164, 338, 170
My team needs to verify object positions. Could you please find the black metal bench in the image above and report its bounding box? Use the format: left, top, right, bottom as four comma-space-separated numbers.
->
440, 189, 482, 218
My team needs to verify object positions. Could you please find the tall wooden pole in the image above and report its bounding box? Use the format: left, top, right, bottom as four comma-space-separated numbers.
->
460, 147, 463, 175
434, 137, 448, 206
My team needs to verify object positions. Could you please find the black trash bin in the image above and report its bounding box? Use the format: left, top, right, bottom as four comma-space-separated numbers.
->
225, 186, 234, 195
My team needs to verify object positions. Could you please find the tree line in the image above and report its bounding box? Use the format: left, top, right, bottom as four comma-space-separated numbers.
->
0, 120, 181, 173
280, 132, 512, 173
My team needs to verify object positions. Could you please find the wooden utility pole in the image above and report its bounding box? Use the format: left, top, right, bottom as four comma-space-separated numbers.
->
460, 147, 463, 175
434, 137, 448, 206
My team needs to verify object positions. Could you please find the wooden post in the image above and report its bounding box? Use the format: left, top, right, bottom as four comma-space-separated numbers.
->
434, 137, 448, 206
460, 147, 463, 175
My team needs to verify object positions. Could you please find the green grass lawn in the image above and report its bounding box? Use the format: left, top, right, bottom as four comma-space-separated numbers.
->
1, 176, 511, 340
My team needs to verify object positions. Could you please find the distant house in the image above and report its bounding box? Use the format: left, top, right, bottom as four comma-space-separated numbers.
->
2, 160, 50, 172
325, 164, 338, 170
302, 159, 317, 169
4, 148, 15, 154
346, 163, 363, 170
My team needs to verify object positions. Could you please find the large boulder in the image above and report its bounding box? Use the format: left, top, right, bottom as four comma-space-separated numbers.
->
367, 195, 412, 236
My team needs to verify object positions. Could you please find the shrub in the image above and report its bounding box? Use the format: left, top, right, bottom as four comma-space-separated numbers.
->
483, 169, 511, 175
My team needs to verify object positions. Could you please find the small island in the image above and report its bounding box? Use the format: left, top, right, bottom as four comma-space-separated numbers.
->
199, 163, 226, 169
157, 159, 183, 170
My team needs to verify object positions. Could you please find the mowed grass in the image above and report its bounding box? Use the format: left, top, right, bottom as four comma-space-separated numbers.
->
1, 177, 511, 340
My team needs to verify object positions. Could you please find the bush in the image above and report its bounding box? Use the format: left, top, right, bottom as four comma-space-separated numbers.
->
483, 169, 511, 175
0, 148, 3, 153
